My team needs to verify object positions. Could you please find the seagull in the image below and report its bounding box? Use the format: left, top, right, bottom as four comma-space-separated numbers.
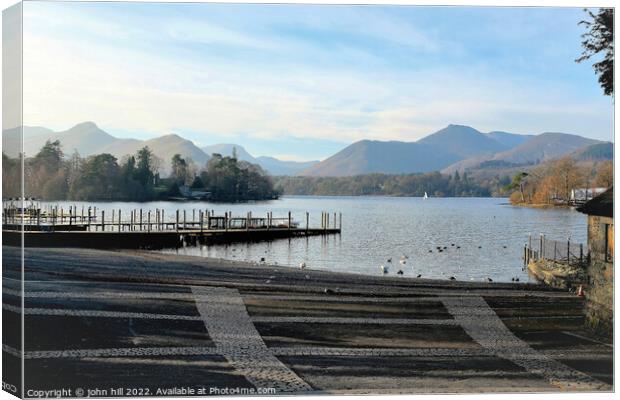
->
380, 265, 389, 274
397, 270, 404, 275
299, 262, 306, 270
487, 277, 493, 282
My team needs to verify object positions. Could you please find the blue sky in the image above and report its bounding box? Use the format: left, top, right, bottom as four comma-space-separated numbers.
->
22, 2, 613, 161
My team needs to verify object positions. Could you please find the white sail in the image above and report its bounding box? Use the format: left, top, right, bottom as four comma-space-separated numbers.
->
423, 192, 428, 199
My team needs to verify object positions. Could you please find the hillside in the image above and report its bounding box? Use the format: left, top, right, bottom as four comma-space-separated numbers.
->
418, 124, 519, 158
297, 140, 461, 177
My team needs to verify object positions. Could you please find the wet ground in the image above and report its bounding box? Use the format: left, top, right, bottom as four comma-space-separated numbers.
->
2, 246, 613, 396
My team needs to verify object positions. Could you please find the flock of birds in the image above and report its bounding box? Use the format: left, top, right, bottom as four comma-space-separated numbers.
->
211, 240, 524, 284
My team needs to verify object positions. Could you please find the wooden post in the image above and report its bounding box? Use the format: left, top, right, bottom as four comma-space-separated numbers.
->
148, 211, 151, 233
539, 234, 544, 260
200, 211, 204, 234
183, 210, 186, 231
306, 212, 309, 233
162, 210, 165, 231
118, 210, 122, 232
339, 213, 342, 230
130, 211, 134, 232
101, 210, 105, 231
567, 239, 570, 264
553, 241, 557, 262
139, 209, 143, 231
246, 212, 250, 231
176, 210, 179, 232
225, 212, 229, 231
288, 211, 292, 231
580, 243, 584, 265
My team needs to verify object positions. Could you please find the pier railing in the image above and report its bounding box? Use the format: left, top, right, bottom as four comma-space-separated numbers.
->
524, 234, 586, 268
2, 204, 342, 234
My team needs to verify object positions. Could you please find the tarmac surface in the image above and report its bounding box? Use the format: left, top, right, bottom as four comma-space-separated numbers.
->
2, 246, 614, 396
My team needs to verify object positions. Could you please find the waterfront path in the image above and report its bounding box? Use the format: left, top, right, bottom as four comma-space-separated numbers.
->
2, 246, 613, 395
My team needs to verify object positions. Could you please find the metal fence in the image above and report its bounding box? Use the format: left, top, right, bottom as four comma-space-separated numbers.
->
524, 234, 587, 268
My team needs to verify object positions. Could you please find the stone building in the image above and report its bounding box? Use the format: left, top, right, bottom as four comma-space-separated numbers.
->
577, 187, 613, 337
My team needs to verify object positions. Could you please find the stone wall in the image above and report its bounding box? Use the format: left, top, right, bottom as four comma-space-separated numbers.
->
527, 259, 586, 290
584, 215, 613, 337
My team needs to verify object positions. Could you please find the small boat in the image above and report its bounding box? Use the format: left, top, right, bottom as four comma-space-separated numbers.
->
423, 192, 429, 199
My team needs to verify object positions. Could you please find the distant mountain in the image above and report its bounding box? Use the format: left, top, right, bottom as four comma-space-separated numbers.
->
16, 122, 210, 175
201, 143, 258, 163
571, 142, 613, 161
297, 140, 462, 177
483, 131, 533, 149
255, 156, 319, 176
201, 144, 319, 175
443, 132, 604, 174
299, 124, 532, 177
418, 124, 520, 159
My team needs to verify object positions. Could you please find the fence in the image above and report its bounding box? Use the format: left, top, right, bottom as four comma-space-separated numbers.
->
2, 202, 342, 234
524, 234, 587, 268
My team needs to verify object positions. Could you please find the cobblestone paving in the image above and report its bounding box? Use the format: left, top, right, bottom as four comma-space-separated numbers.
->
252, 316, 457, 324
5, 343, 611, 361
2, 303, 203, 321
442, 296, 612, 391
191, 286, 312, 393
4, 304, 455, 325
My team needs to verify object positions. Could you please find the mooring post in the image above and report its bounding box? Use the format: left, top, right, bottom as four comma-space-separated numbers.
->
162, 210, 165, 231
118, 210, 122, 232
539, 234, 544, 260
553, 241, 557, 262
246, 212, 250, 231
339, 213, 342, 230
567, 239, 570, 264
176, 210, 179, 232
183, 210, 186, 231
200, 211, 204, 234
306, 212, 309, 233
288, 211, 292, 231
130, 211, 134, 232
88, 207, 91, 229
139, 209, 143, 231
101, 210, 105, 231
580, 243, 584, 264
148, 211, 151, 233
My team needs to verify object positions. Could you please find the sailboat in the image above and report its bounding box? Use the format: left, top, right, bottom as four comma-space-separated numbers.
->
423, 192, 429, 199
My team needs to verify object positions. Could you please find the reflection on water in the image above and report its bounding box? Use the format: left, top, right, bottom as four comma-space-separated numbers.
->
44, 196, 587, 283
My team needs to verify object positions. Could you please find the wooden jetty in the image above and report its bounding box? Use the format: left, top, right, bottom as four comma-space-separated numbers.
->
2, 204, 342, 249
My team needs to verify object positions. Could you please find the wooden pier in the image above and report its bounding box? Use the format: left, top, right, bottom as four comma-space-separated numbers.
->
2, 204, 342, 249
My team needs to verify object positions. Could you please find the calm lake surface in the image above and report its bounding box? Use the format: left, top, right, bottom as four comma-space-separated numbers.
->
43, 196, 586, 283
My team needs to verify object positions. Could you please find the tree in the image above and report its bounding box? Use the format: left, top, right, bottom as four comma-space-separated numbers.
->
576, 8, 614, 96
134, 146, 155, 186
595, 160, 613, 187
171, 154, 189, 185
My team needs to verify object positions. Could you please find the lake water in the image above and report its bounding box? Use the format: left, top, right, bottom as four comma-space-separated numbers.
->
40, 196, 586, 282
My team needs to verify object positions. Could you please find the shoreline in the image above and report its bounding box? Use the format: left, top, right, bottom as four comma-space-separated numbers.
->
2, 245, 612, 394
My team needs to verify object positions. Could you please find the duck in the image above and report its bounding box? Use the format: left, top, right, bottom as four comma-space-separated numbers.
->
399, 259, 407, 265
449, 276, 456, 281
387, 258, 392, 263
416, 274, 422, 278
299, 262, 306, 270
397, 270, 404, 275
487, 277, 493, 282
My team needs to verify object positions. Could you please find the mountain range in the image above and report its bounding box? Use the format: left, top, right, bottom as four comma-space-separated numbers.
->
297, 124, 609, 177
3, 122, 318, 176
2, 122, 611, 178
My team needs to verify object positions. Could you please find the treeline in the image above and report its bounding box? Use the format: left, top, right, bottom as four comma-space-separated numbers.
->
507, 157, 612, 205
2, 140, 278, 202
274, 171, 510, 197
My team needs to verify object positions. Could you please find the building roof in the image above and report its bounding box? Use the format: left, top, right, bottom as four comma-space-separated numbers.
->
577, 187, 613, 218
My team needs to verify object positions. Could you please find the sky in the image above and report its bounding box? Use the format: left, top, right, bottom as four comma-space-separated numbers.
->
19, 2, 614, 161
